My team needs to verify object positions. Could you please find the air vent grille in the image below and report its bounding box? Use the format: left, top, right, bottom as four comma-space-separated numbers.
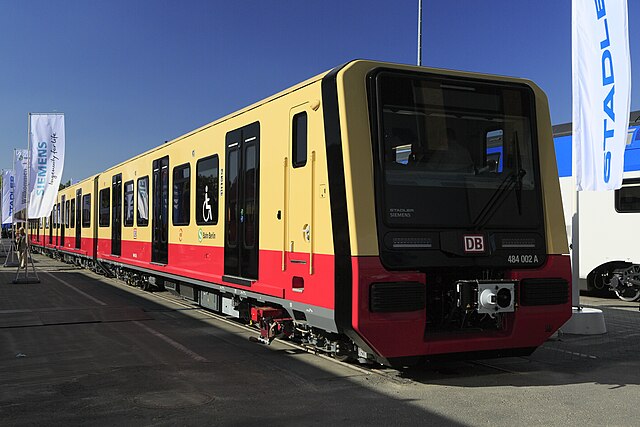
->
370, 282, 425, 313
520, 278, 569, 306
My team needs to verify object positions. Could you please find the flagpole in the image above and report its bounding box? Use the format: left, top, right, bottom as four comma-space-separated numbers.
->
12, 148, 16, 235
417, 0, 423, 66
4, 151, 18, 267
0, 169, 7, 255
15, 113, 40, 283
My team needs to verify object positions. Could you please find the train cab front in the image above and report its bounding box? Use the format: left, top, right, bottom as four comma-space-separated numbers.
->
345, 67, 572, 366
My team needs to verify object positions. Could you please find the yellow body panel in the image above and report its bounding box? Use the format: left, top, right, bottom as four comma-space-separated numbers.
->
43, 175, 97, 248
42, 60, 567, 264
94, 76, 335, 261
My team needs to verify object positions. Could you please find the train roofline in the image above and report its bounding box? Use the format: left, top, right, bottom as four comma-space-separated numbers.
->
94, 59, 548, 176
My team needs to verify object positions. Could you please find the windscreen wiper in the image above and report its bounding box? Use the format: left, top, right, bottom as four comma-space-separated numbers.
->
472, 133, 525, 229
513, 132, 524, 214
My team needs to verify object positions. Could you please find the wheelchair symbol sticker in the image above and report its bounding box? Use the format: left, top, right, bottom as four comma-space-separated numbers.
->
203, 185, 213, 222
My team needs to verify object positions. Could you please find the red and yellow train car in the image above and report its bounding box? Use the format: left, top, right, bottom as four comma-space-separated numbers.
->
31, 60, 571, 366
33, 176, 97, 266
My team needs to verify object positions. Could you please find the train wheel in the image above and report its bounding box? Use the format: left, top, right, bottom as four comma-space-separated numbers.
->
334, 354, 355, 363
333, 340, 356, 363
614, 287, 640, 302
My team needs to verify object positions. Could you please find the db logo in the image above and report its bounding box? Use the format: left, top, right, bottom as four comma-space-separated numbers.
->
463, 235, 485, 253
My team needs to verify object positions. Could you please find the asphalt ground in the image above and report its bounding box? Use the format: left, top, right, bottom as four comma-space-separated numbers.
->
1, 246, 639, 426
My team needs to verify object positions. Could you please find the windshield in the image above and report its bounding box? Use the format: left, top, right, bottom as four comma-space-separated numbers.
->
373, 71, 542, 229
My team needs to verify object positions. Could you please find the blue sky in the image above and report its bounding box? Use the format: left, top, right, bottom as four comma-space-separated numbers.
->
0, 0, 638, 182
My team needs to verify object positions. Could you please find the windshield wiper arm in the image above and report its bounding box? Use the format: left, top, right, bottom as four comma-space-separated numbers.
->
513, 131, 524, 215
472, 132, 526, 229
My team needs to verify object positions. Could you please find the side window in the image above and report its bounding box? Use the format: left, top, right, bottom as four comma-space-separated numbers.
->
485, 129, 504, 173
292, 112, 308, 168
615, 181, 640, 212
124, 180, 134, 227
65, 200, 70, 227
172, 163, 190, 226
99, 188, 110, 227
196, 155, 219, 225
70, 199, 75, 228
82, 194, 91, 228
137, 176, 149, 226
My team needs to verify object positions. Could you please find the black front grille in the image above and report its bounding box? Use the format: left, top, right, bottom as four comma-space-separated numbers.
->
370, 282, 425, 313
520, 278, 569, 306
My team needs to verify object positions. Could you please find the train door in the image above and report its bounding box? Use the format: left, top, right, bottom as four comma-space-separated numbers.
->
75, 189, 82, 249
111, 173, 122, 256
224, 122, 260, 281
287, 107, 313, 275
56, 202, 60, 246
60, 195, 65, 247
152, 156, 169, 264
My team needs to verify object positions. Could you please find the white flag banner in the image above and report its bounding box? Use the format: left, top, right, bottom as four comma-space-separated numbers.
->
572, 0, 632, 191
13, 149, 29, 214
2, 170, 15, 225
28, 113, 65, 219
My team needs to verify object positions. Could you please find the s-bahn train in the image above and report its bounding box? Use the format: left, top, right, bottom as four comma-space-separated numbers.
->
29, 60, 572, 366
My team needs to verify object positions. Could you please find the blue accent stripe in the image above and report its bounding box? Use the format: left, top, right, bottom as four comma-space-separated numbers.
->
624, 126, 640, 172
553, 126, 640, 177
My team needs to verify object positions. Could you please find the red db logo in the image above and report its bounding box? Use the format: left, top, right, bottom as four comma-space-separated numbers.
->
464, 235, 485, 253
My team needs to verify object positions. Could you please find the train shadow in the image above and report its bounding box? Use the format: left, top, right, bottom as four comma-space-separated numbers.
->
396, 306, 640, 388
3, 254, 639, 426
0, 257, 465, 426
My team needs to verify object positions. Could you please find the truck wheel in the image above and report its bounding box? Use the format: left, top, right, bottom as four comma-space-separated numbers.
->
614, 287, 640, 302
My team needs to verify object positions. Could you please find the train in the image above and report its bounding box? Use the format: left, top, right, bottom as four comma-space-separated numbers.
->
29, 60, 572, 367
554, 111, 640, 301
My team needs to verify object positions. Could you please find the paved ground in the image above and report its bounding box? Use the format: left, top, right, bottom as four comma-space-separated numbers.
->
1, 248, 639, 426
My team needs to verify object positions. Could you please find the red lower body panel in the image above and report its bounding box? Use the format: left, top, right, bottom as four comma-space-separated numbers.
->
96, 239, 335, 310
37, 232, 572, 361
34, 236, 96, 258
352, 255, 572, 359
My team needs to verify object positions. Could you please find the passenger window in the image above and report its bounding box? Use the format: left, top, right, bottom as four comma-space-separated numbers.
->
99, 188, 110, 227
65, 200, 70, 227
124, 180, 134, 227
292, 112, 307, 168
172, 163, 190, 226
196, 155, 219, 225
82, 194, 91, 228
137, 176, 149, 226
70, 199, 75, 228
